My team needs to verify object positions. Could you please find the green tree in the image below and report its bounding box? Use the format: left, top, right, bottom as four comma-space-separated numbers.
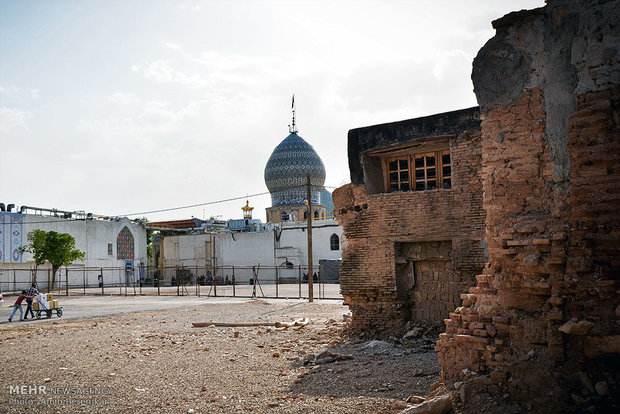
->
141, 217, 153, 259
20, 230, 85, 291
19, 229, 47, 283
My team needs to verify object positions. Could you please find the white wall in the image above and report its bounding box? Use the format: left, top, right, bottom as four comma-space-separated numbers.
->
161, 231, 275, 282
218, 231, 275, 267
162, 233, 211, 268
278, 218, 342, 266
0, 214, 147, 291
219, 231, 276, 282
1, 214, 147, 269
159, 218, 343, 283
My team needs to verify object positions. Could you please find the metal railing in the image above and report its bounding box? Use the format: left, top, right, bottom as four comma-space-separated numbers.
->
0, 264, 341, 300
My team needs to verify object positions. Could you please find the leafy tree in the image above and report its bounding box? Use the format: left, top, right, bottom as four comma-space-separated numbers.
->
19, 229, 47, 282
141, 217, 153, 259
20, 230, 85, 291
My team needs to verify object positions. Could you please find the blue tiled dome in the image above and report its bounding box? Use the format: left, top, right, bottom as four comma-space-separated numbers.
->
264, 133, 326, 206
320, 188, 334, 216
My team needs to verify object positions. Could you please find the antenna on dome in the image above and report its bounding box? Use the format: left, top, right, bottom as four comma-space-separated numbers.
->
288, 94, 298, 134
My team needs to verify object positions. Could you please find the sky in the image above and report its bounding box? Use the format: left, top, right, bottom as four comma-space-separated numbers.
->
0, 0, 544, 223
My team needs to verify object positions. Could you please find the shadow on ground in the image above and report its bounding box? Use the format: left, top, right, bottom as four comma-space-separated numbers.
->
288, 339, 440, 401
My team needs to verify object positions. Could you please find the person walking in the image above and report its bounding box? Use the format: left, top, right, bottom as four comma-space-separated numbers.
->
23, 283, 39, 320
8, 290, 28, 322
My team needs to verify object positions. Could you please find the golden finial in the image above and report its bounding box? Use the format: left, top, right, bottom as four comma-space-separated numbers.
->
242, 200, 254, 219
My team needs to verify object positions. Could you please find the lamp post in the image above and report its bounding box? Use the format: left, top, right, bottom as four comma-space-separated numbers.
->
306, 173, 313, 302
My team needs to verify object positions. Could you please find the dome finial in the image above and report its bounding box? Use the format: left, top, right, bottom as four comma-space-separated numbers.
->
242, 199, 254, 219
288, 94, 298, 134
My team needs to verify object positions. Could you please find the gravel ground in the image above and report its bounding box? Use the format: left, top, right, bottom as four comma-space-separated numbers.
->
0, 299, 440, 413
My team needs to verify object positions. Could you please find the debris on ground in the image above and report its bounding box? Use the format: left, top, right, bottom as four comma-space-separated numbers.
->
400, 393, 453, 414
0, 300, 441, 413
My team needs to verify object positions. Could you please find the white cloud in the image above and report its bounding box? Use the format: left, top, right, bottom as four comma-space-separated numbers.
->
180, 3, 202, 12
143, 60, 209, 88
108, 92, 140, 106
0, 85, 19, 95
432, 50, 472, 79
0, 106, 32, 133
0, 85, 40, 100
164, 41, 181, 50
0, 0, 546, 221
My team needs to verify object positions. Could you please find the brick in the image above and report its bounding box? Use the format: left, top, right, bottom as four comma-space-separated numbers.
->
336, 2, 620, 402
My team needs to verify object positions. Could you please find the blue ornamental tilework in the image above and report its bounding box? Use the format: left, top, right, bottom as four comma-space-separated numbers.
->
320, 189, 335, 215
0, 212, 24, 263
264, 133, 326, 203
271, 188, 321, 207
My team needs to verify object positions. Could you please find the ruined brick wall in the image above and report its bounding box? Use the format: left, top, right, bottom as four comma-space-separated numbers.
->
436, 1, 619, 411
333, 123, 485, 338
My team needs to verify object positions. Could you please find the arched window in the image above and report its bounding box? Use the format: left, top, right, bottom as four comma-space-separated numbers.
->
281, 211, 289, 221
330, 234, 340, 251
280, 261, 294, 269
314, 210, 319, 219
303, 211, 308, 219
117, 226, 135, 259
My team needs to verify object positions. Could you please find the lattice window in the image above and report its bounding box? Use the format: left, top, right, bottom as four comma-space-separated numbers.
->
384, 149, 452, 193
116, 226, 135, 260
387, 157, 410, 192
414, 152, 438, 191
440, 150, 452, 189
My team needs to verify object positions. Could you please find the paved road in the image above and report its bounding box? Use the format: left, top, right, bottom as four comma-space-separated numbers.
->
0, 295, 342, 330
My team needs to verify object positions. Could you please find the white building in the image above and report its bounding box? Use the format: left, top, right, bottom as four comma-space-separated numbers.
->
0, 205, 147, 290
159, 218, 342, 283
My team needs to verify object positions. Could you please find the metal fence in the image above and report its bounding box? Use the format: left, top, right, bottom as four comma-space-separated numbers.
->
0, 264, 341, 300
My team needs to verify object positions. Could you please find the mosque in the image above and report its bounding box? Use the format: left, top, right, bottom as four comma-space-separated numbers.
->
264, 101, 333, 223
148, 100, 342, 283
1, 100, 342, 289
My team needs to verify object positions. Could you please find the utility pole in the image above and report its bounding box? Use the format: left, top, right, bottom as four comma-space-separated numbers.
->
306, 173, 314, 302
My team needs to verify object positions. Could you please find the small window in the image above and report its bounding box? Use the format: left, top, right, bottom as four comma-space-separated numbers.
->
441, 150, 452, 189
387, 156, 410, 192
385, 148, 452, 193
313, 210, 319, 219
303, 211, 308, 219
281, 211, 289, 221
330, 234, 340, 251
108, 243, 113, 256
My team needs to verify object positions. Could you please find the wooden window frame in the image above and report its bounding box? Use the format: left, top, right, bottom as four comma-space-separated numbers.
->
383, 149, 451, 193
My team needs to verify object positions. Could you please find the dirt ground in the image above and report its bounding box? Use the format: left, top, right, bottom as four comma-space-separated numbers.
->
0, 299, 440, 413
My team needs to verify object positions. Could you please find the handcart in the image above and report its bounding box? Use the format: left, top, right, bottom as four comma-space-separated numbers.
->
35, 297, 63, 319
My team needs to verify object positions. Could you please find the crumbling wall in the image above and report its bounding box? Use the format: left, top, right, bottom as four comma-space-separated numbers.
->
334, 124, 485, 338
436, 0, 620, 411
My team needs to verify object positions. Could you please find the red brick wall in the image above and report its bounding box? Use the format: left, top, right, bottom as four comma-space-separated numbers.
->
334, 128, 485, 337
436, 1, 620, 410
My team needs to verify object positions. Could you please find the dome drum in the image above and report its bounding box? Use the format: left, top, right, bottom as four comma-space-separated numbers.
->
271, 188, 321, 207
